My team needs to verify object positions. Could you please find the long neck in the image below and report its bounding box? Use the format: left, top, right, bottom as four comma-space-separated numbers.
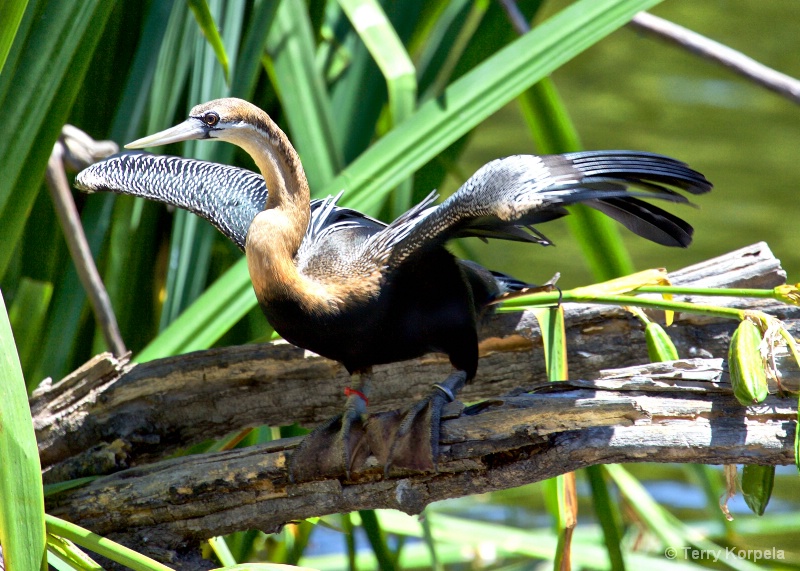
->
232, 107, 322, 308
232, 110, 311, 252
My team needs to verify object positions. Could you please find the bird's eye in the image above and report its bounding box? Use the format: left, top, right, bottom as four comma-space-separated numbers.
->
202, 111, 220, 127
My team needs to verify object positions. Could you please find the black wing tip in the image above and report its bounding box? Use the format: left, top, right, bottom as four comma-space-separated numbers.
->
590, 196, 696, 248
562, 149, 713, 195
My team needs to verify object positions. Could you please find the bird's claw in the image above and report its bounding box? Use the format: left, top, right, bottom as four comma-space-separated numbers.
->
292, 371, 467, 480
289, 398, 370, 483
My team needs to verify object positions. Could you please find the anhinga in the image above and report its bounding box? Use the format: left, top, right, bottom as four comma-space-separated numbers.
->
76, 97, 711, 481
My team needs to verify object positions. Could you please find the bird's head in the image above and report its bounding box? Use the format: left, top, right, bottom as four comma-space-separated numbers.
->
125, 97, 307, 208
125, 97, 269, 149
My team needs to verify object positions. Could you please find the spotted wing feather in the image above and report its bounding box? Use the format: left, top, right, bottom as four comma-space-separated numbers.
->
76, 152, 382, 254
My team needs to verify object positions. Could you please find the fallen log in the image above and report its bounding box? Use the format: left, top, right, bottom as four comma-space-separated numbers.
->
44, 355, 798, 563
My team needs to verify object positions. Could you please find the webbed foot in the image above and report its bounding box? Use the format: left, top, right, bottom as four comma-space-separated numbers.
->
367, 371, 467, 474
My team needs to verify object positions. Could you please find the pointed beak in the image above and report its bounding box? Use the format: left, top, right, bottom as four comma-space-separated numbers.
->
125, 118, 209, 149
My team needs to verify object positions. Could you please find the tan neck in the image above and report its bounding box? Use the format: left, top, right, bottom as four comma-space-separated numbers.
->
230, 110, 310, 251
228, 106, 322, 308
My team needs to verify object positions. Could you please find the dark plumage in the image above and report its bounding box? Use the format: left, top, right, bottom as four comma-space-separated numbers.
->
76, 97, 711, 480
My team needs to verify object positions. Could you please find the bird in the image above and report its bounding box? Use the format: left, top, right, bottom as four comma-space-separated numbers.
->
76, 97, 711, 481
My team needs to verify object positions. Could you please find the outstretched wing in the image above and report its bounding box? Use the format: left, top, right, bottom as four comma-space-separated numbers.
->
76, 152, 267, 251
359, 150, 711, 272
76, 152, 383, 254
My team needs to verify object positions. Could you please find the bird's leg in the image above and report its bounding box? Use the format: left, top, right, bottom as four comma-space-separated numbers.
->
369, 370, 467, 475
289, 369, 373, 483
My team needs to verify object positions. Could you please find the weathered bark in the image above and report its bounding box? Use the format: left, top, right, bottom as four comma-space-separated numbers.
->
36, 242, 799, 567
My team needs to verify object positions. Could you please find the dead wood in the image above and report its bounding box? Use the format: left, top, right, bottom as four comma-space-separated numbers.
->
44, 356, 798, 562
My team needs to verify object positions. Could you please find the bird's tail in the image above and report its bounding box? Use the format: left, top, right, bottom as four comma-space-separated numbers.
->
551, 150, 712, 247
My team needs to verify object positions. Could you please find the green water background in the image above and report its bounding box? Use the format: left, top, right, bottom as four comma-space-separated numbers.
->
448, 0, 799, 287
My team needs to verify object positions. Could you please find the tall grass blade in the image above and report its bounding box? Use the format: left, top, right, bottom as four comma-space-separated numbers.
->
94, 2, 184, 350
553, 471, 577, 571
209, 535, 237, 567
332, 0, 663, 213
109, 1, 195, 341
46, 533, 103, 570
107, 0, 177, 142
604, 464, 762, 571
32, 197, 116, 383
585, 465, 626, 571
531, 305, 567, 380
285, 521, 314, 566
341, 513, 357, 571
148, 0, 197, 130
64, 1, 176, 360
532, 306, 576, 570
231, 0, 279, 98
1, 1, 97, 195
160, 0, 244, 329
322, 2, 380, 163
187, 0, 230, 84
420, 0, 488, 102
519, 78, 633, 570
265, 0, 342, 191
0, 291, 47, 570
136, 258, 255, 361
338, 0, 416, 111
522, 77, 633, 280
0, 0, 116, 278
411, 1, 511, 204
338, 0, 417, 216
8, 277, 53, 390
0, 0, 27, 73
420, 513, 443, 571
45, 514, 174, 571
359, 510, 400, 571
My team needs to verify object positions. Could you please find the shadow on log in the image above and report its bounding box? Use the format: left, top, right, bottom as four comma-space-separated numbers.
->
36, 243, 799, 567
